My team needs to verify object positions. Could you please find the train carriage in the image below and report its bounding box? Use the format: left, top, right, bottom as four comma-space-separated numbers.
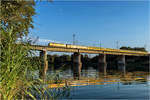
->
48, 43, 66, 48
48, 42, 149, 55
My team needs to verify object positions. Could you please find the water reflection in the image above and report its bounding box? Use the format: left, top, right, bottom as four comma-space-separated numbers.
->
46, 64, 149, 87
45, 64, 149, 99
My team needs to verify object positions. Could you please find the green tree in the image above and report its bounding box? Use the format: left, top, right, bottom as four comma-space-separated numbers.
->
0, 0, 35, 40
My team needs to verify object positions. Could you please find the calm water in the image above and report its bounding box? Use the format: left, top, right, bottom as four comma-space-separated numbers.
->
45, 65, 149, 99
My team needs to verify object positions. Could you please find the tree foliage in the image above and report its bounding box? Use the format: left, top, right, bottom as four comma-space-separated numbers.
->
0, 0, 35, 40
120, 46, 147, 52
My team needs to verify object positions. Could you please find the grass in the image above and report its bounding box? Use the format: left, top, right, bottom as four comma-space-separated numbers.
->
0, 27, 70, 99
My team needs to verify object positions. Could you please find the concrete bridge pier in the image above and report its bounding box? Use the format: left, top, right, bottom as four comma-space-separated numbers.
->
117, 55, 126, 73
98, 54, 107, 75
39, 50, 48, 81
73, 52, 82, 80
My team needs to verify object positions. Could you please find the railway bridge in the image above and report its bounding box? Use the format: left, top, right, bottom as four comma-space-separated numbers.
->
30, 44, 149, 80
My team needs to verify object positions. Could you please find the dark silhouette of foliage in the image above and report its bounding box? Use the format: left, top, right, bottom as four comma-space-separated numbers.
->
120, 46, 147, 52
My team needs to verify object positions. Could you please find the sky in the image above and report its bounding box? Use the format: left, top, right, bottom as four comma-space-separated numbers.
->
30, 1, 150, 52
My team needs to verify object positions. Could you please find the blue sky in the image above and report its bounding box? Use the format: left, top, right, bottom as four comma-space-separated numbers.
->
30, 1, 149, 52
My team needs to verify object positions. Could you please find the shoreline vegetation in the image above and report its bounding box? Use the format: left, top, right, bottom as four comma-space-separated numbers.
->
0, 27, 70, 99
0, 0, 69, 99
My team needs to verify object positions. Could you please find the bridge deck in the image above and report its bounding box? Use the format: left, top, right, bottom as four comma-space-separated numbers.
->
30, 45, 149, 56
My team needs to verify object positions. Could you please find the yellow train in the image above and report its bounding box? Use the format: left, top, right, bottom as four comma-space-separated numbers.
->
48, 42, 149, 55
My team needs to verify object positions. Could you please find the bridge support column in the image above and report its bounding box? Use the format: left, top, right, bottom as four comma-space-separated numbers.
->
117, 55, 126, 73
98, 54, 107, 75
40, 50, 48, 81
73, 52, 82, 80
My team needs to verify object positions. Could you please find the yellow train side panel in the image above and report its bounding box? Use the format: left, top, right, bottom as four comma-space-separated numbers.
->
49, 43, 66, 48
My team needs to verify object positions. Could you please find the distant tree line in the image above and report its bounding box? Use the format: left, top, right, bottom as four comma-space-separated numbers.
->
120, 46, 147, 52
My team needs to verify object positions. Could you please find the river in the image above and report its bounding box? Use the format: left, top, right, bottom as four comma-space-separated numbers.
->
44, 65, 150, 99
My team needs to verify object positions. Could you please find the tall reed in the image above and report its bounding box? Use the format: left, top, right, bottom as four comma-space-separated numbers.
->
0, 27, 70, 99
0, 27, 36, 99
